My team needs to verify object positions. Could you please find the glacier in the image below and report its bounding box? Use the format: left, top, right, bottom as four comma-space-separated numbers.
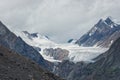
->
19, 31, 108, 63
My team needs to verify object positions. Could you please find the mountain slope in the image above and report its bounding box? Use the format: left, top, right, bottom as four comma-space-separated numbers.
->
0, 21, 50, 70
0, 46, 63, 80
68, 37, 120, 80
76, 17, 120, 47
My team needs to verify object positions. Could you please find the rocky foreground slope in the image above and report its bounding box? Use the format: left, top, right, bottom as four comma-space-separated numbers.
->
0, 46, 64, 80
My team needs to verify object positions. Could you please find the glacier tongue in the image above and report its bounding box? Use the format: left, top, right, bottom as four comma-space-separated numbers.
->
19, 31, 108, 63
67, 46, 107, 63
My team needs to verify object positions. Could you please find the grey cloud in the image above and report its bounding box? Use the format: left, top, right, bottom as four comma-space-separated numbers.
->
0, 0, 120, 42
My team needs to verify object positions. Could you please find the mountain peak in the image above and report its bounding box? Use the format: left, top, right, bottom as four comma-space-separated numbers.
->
30, 33, 39, 38
97, 17, 114, 27
106, 16, 113, 20
105, 17, 114, 25
22, 31, 50, 40
95, 19, 107, 27
76, 17, 120, 47
22, 31, 30, 36
22, 31, 39, 38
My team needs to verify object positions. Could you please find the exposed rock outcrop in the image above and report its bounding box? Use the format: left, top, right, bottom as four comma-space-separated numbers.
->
43, 48, 69, 61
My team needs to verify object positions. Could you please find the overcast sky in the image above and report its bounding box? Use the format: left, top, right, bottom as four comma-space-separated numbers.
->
0, 0, 120, 43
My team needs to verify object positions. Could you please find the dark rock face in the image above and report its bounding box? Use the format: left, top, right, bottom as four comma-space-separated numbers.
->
0, 46, 64, 80
76, 17, 120, 47
97, 30, 120, 47
54, 60, 76, 79
53, 60, 89, 80
43, 48, 69, 61
0, 21, 50, 70
67, 38, 120, 80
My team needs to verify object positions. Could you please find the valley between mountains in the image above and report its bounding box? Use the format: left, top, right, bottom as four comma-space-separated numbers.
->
0, 17, 120, 80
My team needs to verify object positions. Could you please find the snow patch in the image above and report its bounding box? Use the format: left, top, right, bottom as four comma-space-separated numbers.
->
110, 25, 114, 28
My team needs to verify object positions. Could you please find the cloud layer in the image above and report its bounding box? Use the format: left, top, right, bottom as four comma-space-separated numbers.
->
0, 0, 120, 42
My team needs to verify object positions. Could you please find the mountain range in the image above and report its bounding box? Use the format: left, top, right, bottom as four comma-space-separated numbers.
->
0, 17, 120, 80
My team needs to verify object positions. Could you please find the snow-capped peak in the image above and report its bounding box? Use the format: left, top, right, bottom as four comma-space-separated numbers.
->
104, 17, 119, 27
22, 31, 54, 48
105, 17, 114, 25
96, 17, 117, 28
22, 31, 49, 40
86, 17, 119, 37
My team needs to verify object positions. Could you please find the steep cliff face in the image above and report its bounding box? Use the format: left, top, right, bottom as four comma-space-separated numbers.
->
0, 46, 64, 80
0, 21, 50, 70
76, 17, 120, 47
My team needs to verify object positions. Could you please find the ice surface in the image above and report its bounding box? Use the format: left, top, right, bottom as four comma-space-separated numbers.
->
19, 31, 108, 63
